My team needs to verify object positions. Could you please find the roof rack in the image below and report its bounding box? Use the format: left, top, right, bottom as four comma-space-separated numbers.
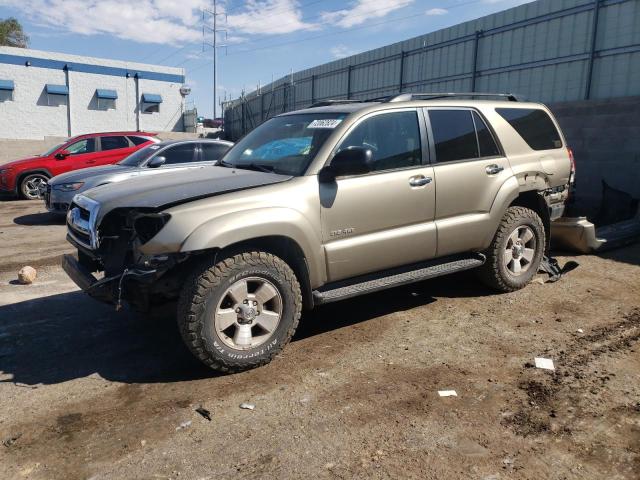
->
309, 99, 365, 107
386, 92, 522, 102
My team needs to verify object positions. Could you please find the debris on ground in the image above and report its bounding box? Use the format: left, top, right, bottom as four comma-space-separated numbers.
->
534, 357, 555, 370
17, 266, 36, 284
3, 433, 22, 447
438, 390, 458, 397
577, 328, 584, 333
239, 402, 256, 410
195, 406, 212, 421
175, 420, 192, 431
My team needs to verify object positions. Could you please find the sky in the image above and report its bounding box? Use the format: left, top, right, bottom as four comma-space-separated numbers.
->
0, 0, 533, 118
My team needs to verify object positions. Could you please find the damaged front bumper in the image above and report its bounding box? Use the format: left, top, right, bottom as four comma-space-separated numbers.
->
62, 254, 157, 306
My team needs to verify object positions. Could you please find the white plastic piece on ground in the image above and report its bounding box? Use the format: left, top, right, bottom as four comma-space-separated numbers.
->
577, 328, 584, 333
534, 357, 555, 370
239, 402, 255, 410
438, 390, 458, 397
175, 420, 192, 431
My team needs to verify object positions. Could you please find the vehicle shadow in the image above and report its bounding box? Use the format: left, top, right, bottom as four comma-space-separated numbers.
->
13, 212, 66, 226
0, 272, 492, 386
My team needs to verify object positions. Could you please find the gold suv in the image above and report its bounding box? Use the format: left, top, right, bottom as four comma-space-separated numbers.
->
63, 92, 575, 372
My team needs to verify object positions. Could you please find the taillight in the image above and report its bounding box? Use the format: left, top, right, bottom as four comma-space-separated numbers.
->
568, 147, 575, 177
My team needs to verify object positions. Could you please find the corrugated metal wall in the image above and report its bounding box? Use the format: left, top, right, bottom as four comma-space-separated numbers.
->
223, 0, 640, 140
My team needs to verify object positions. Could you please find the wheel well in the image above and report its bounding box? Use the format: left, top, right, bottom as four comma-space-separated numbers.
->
216, 236, 314, 310
510, 190, 551, 252
17, 170, 51, 187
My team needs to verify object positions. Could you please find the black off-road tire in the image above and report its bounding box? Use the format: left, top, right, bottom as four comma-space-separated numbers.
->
177, 251, 302, 373
478, 206, 545, 292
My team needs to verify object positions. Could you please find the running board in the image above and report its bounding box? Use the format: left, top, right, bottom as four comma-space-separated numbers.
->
312, 253, 485, 305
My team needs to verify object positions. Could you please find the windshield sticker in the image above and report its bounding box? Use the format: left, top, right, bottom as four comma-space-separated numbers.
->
308, 119, 342, 129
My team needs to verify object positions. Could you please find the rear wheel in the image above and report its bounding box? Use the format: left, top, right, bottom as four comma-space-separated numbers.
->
20, 173, 48, 200
479, 206, 545, 292
177, 251, 302, 373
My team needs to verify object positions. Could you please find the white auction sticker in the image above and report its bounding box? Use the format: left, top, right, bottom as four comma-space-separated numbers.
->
308, 119, 343, 129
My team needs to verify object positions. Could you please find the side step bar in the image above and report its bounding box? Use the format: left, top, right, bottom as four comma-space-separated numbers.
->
312, 253, 485, 305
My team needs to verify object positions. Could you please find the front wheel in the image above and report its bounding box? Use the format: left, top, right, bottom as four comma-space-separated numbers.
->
479, 206, 545, 292
20, 173, 49, 200
177, 251, 302, 373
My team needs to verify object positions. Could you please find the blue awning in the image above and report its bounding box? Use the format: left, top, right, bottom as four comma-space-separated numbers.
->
46, 84, 69, 95
0, 80, 14, 91
142, 93, 162, 104
96, 89, 118, 99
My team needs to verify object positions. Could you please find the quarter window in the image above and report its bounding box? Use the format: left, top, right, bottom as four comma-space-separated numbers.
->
496, 108, 562, 150
161, 144, 197, 165
128, 136, 151, 146
337, 111, 421, 172
66, 138, 96, 155
429, 110, 478, 162
101, 136, 130, 151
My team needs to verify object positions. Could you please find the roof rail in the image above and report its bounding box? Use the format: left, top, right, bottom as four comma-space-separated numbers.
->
309, 99, 365, 107
386, 92, 522, 102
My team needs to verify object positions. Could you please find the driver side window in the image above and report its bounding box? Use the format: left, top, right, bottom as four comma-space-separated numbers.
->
66, 138, 96, 155
337, 111, 421, 172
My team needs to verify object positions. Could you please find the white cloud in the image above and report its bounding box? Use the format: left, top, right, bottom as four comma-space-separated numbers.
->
425, 8, 448, 16
330, 45, 357, 59
1, 0, 208, 44
226, 0, 318, 35
320, 0, 413, 29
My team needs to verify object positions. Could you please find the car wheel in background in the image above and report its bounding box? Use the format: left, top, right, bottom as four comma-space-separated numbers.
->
20, 173, 49, 200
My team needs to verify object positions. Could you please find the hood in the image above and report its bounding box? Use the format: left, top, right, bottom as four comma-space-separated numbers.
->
50, 164, 133, 184
1, 155, 42, 169
83, 166, 292, 221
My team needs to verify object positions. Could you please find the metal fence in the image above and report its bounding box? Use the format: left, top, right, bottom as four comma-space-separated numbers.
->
223, 0, 640, 140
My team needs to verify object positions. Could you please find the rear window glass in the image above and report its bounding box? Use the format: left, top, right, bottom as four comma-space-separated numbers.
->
128, 136, 151, 146
429, 110, 478, 162
496, 108, 562, 150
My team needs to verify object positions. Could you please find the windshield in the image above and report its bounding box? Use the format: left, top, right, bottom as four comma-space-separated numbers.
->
117, 144, 162, 166
223, 113, 348, 175
42, 143, 64, 157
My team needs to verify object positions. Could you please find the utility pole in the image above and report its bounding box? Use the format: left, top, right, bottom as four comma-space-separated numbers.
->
203, 0, 226, 119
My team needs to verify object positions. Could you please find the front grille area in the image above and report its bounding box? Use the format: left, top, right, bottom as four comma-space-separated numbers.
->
67, 200, 97, 249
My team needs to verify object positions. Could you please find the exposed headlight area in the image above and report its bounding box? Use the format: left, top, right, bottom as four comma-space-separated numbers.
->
133, 212, 171, 244
53, 182, 84, 192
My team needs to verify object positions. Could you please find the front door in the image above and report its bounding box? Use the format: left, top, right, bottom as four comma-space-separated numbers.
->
58, 137, 99, 173
425, 107, 512, 256
321, 109, 436, 282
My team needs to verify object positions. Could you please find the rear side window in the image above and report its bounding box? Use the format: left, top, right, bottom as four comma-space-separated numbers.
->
161, 143, 197, 165
201, 143, 231, 161
429, 110, 478, 162
101, 136, 130, 151
496, 108, 562, 150
128, 136, 151, 146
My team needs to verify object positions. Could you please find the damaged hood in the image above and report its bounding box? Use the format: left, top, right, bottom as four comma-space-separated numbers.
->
81, 165, 292, 219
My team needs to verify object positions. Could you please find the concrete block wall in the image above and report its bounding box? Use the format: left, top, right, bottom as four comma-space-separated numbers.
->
0, 46, 186, 140
550, 96, 640, 217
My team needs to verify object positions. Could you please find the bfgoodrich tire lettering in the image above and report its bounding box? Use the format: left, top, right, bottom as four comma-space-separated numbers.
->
177, 251, 302, 373
479, 206, 545, 292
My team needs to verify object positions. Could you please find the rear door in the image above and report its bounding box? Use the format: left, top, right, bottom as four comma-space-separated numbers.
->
95, 135, 137, 166
425, 107, 511, 256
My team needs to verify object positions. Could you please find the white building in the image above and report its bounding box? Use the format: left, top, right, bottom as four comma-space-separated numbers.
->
0, 46, 187, 140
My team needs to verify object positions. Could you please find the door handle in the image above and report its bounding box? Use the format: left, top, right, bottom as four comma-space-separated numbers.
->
409, 175, 432, 187
485, 164, 504, 175
86, 160, 96, 164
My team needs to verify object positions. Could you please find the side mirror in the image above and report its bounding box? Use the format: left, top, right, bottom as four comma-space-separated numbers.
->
319, 147, 373, 182
147, 156, 166, 168
55, 150, 70, 160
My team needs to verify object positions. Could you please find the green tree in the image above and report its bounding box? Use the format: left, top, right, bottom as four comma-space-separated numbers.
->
0, 17, 29, 48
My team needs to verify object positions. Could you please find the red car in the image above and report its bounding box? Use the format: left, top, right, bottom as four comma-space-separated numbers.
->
0, 131, 158, 199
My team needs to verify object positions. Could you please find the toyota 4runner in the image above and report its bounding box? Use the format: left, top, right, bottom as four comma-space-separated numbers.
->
63, 92, 575, 372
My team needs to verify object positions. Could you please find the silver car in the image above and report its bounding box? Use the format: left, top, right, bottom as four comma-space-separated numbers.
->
45, 139, 233, 214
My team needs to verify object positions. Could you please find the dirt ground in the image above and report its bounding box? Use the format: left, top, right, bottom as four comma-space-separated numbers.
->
0, 200, 638, 480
